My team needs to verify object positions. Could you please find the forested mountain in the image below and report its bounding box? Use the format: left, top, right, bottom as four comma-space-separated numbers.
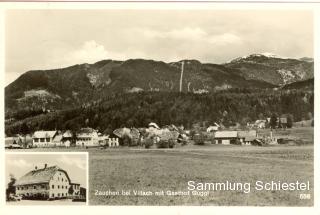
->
5, 90, 313, 136
5, 54, 314, 135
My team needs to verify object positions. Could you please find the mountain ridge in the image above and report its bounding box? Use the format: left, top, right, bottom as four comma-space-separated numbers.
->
5, 54, 313, 117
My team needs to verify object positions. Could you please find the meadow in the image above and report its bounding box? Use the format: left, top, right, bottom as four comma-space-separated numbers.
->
88, 144, 313, 206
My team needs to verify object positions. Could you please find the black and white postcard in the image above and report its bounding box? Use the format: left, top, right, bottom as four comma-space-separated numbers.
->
0, 1, 319, 215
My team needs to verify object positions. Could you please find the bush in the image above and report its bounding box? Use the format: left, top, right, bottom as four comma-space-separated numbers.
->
193, 134, 205, 145
143, 138, 154, 149
157, 139, 176, 148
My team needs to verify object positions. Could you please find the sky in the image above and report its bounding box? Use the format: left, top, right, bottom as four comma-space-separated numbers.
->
5, 10, 313, 85
5, 153, 87, 188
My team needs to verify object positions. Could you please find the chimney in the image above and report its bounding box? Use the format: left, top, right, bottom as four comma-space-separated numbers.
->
44, 163, 47, 169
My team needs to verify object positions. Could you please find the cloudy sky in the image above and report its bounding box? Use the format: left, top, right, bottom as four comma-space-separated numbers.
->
5, 153, 87, 188
5, 10, 313, 85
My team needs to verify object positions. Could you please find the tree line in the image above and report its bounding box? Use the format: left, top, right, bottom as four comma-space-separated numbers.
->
5, 89, 313, 136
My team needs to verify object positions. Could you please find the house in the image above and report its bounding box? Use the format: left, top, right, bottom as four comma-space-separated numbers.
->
279, 117, 288, 128
5, 137, 21, 149
238, 130, 257, 145
76, 128, 99, 147
32, 131, 58, 148
98, 134, 110, 146
214, 131, 238, 145
62, 130, 73, 147
255, 120, 266, 129
14, 164, 79, 200
206, 123, 220, 132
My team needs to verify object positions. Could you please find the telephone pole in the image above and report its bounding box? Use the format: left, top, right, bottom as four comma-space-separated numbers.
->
179, 61, 184, 92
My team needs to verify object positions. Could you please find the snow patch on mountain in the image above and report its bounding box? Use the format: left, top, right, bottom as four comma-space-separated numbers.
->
229, 53, 288, 63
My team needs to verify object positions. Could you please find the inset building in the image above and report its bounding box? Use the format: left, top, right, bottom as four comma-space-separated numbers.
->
14, 164, 80, 200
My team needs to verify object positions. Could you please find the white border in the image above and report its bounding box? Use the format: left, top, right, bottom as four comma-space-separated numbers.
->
3, 152, 89, 206
0, 2, 318, 215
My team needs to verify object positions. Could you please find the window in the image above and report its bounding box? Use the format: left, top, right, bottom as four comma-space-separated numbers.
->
34, 185, 36, 189
52, 193, 54, 197
58, 185, 60, 189
17, 187, 19, 190
46, 138, 50, 142
58, 193, 60, 197
40, 138, 45, 142
62, 193, 64, 197
52, 185, 54, 189
62, 185, 64, 189
34, 138, 39, 142
62, 178, 64, 182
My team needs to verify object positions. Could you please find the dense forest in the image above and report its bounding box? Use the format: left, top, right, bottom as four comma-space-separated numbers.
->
5, 89, 313, 136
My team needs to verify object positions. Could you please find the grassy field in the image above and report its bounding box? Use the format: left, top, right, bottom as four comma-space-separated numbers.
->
7, 127, 314, 206
89, 144, 313, 206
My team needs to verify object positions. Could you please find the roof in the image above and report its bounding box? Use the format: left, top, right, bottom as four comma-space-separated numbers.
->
70, 182, 80, 185
148, 122, 160, 129
33, 131, 57, 139
255, 120, 266, 124
280, 117, 287, 123
53, 134, 63, 142
238, 130, 257, 138
62, 130, 73, 138
15, 165, 70, 186
207, 126, 219, 132
215, 131, 238, 138
245, 136, 256, 142
77, 128, 98, 137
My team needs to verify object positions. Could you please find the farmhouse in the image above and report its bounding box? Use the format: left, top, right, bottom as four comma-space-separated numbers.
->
32, 131, 58, 147
206, 123, 220, 132
214, 131, 238, 145
76, 127, 99, 147
15, 164, 77, 200
238, 130, 257, 145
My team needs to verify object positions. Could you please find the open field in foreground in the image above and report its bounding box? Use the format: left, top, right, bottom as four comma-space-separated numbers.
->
89, 144, 313, 206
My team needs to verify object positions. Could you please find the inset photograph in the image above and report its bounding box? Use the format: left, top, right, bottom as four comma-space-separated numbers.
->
5, 153, 88, 205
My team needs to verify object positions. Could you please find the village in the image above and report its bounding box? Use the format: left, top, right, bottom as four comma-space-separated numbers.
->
5, 116, 311, 150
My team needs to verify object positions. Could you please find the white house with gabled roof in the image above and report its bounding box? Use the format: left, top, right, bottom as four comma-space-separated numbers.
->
32, 131, 58, 147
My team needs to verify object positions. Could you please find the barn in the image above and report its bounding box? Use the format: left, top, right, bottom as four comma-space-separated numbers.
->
214, 131, 238, 145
